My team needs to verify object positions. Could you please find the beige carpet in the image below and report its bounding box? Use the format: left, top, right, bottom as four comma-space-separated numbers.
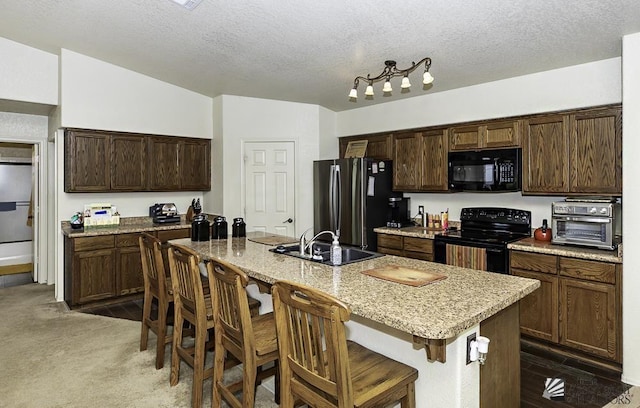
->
0, 284, 277, 408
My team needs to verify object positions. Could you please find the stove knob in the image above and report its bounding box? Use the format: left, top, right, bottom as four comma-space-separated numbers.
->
589, 207, 597, 214
600, 207, 608, 215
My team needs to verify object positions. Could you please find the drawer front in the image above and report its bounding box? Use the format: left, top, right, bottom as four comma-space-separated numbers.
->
73, 235, 115, 252
559, 257, 616, 284
403, 237, 433, 254
510, 251, 557, 275
405, 250, 433, 262
156, 228, 191, 242
377, 234, 403, 250
378, 247, 403, 257
115, 233, 142, 248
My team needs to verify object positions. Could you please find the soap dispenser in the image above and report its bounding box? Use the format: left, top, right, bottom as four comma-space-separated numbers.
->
330, 236, 342, 266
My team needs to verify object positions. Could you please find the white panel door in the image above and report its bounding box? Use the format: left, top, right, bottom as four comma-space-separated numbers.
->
244, 142, 295, 236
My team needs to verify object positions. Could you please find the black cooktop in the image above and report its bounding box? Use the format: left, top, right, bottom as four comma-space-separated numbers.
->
436, 207, 532, 247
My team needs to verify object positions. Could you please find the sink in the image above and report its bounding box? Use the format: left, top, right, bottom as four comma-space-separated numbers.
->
270, 242, 383, 266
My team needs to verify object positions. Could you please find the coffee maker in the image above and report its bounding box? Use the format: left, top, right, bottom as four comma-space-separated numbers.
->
387, 197, 411, 228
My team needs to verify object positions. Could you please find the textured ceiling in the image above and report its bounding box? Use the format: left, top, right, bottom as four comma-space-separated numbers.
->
1, 0, 640, 112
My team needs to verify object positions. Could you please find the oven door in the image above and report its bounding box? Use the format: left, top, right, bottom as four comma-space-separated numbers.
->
552, 215, 615, 250
434, 236, 509, 274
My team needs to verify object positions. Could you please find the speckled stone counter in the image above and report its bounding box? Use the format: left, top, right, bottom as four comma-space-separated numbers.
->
61, 216, 194, 237
170, 232, 539, 340
508, 237, 622, 264
374, 226, 440, 239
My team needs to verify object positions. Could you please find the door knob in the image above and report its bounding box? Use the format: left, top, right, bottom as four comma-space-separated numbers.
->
283, 218, 293, 223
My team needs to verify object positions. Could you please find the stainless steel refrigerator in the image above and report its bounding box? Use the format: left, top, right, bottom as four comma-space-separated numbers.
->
313, 158, 397, 251
0, 162, 33, 244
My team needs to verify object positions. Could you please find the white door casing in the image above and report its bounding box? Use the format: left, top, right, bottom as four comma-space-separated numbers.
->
244, 142, 295, 236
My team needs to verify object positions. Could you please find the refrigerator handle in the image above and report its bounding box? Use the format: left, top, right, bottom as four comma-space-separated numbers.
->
335, 164, 341, 237
329, 165, 336, 232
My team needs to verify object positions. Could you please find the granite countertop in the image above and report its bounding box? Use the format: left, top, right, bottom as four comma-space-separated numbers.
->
61, 215, 194, 237
508, 237, 622, 264
374, 226, 443, 239
171, 232, 539, 340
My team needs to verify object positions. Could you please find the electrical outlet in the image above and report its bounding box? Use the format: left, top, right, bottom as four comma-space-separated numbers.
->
466, 333, 477, 365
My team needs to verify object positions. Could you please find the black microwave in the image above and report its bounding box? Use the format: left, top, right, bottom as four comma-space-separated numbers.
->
448, 148, 521, 192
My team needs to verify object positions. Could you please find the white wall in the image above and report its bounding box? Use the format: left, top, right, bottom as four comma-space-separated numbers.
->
337, 58, 621, 135
0, 37, 58, 105
622, 32, 640, 386
210, 95, 323, 235
318, 105, 337, 160
335, 58, 622, 227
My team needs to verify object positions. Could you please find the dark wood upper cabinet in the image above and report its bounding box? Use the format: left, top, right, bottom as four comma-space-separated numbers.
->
570, 108, 622, 194
147, 136, 180, 191
65, 129, 211, 192
111, 134, 146, 191
393, 132, 422, 191
65, 130, 111, 192
523, 115, 569, 194
449, 120, 521, 151
179, 138, 211, 191
339, 133, 393, 160
523, 105, 622, 195
420, 129, 448, 191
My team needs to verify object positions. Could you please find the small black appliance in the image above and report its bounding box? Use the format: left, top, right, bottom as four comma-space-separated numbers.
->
149, 203, 181, 224
387, 197, 411, 228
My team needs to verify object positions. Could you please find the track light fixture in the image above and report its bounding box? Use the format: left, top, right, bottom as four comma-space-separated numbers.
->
349, 57, 434, 100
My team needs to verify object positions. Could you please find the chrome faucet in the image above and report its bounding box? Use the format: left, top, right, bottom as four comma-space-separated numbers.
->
299, 228, 337, 258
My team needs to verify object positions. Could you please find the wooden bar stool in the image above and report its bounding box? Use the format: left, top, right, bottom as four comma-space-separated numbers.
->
272, 280, 419, 408
139, 232, 173, 369
167, 244, 215, 408
205, 258, 279, 408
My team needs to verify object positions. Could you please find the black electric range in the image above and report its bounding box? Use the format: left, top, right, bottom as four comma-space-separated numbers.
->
434, 207, 531, 274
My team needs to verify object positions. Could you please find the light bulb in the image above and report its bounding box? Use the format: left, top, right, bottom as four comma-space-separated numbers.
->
423, 71, 434, 85
401, 76, 411, 89
382, 80, 392, 93
349, 88, 358, 99
365, 84, 374, 96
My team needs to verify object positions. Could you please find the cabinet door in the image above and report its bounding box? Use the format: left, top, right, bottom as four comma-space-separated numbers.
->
512, 269, 559, 342
420, 129, 449, 191
65, 130, 111, 192
449, 125, 480, 151
111, 134, 146, 191
117, 246, 144, 295
484, 120, 521, 148
73, 248, 117, 304
522, 115, 569, 194
179, 138, 211, 190
339, 134, 392, 160
148, 137, 180, 190
559, 278, 617, 360
570, 108, 622, 194
393, 132, 421, 190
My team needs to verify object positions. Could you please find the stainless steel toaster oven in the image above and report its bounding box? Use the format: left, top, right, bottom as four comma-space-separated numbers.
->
551, 199, 621, 250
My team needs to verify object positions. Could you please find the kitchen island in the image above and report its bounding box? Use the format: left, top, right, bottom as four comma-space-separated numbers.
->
171, 232, 539, 407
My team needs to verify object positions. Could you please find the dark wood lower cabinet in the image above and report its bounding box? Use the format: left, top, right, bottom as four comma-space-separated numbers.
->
74, 248, 117, 304
64, 228, 190, 308
377, 233, 434, 261
510, 250, 621, 366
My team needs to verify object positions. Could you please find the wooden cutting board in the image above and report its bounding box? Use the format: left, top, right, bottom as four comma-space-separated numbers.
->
361, 265, 447, 287
248, 234, 298, 246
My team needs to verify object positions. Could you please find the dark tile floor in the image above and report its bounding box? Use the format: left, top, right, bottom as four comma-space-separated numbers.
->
81, 300, 631, 407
